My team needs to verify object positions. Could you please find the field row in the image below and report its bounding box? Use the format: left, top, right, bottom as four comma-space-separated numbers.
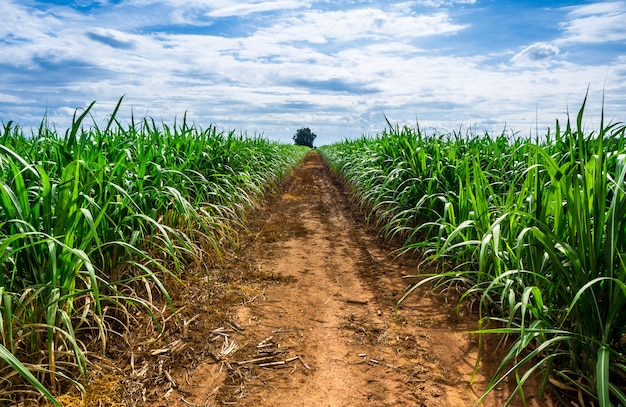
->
0, 99, 308, 404
319, 102, 626, 407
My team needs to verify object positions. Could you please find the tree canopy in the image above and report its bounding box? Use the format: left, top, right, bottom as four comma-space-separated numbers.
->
293, 127, 317, 148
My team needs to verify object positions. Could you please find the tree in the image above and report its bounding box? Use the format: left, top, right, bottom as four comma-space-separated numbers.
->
293, 127, 317, 148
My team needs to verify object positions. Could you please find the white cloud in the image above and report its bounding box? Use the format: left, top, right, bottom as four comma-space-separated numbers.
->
206, 1, 304, 17
567, 1, 624, 18
256, 8, 468, 45
126, 0, 310, 20
0, 1, 65, 42
558, 1, 626, 44
0, 93, 27, 104
391, 0, 476, 7
511, 42, 560, 67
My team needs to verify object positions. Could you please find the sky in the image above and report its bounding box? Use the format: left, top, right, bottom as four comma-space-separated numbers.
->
1, 0, 625, 145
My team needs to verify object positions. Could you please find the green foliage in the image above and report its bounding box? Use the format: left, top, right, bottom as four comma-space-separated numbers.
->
293, 127, 317, 148
0, 98, 308, 404
319, 100, 626, 406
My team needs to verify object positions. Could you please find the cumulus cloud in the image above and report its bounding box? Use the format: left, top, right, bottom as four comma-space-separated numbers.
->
511, 42, 560, 66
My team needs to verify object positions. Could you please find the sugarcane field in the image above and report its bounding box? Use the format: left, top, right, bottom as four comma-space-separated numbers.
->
4, 1, 626, 405
1, 97, 625, 407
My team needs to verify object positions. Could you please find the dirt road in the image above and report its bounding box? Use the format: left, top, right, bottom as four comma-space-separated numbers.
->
145, 151, 552, 406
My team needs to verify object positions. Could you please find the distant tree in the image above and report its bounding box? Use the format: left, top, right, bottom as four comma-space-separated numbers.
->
293, 127, 317, 148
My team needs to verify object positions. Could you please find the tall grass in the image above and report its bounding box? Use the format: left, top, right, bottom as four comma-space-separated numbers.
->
0, 98, 308, 404
319, 100, 626, 406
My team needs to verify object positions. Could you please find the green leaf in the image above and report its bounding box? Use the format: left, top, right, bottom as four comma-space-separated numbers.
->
597, 345, 610, 407
0, 343, 61, 407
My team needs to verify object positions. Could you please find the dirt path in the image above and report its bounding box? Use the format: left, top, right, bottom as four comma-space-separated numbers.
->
150, 151, 553, 407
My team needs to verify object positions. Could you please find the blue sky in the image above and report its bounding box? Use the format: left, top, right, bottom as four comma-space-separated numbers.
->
1, 1, 625, 145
